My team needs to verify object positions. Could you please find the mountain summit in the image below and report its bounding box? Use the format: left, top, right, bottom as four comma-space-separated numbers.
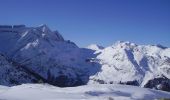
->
88, 41, 170, 91
87, 44, 104, 51
0, 25, 97, 87
0, 25, 170, 92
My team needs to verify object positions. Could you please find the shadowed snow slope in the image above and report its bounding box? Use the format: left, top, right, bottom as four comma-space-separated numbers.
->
0, 84, 170, 100
0, 54, 38, 86
0, 25, 100, 87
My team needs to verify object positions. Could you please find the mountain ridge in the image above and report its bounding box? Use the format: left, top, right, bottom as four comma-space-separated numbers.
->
0, 25, 170, 92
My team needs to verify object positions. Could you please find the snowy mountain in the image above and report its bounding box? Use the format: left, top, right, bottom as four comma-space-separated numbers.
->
0, 25, 170, 92
88, 41, 170, 91
0, 25, 99, 87
0, 84, 170, 100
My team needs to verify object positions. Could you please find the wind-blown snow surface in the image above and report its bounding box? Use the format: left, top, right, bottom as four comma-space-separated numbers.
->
0, 84, 170, 100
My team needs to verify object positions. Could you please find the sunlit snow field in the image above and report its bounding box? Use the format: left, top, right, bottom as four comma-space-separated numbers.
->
0, 84, 170, 100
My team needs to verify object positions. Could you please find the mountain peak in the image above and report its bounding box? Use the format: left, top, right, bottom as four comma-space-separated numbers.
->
38, 24, 48, 28
87, 44, 104, 51
38, 24, 51, 33
111, 41, 137, 49
0, 24, 170, 92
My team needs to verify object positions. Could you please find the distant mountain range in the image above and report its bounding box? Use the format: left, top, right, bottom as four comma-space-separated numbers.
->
0, 25, 169, 92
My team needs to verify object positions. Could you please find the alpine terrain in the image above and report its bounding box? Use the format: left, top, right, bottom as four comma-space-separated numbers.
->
0, 25, 170, 93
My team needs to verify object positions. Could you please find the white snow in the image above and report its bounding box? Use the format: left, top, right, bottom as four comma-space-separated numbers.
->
0, 25, 97, 85
88, 41, 170, 87
87, 44, 104, 51
0, 25, 170, 90
0, 84, 170, 100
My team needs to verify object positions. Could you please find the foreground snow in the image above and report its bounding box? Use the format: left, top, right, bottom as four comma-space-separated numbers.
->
0, 84, 170, 100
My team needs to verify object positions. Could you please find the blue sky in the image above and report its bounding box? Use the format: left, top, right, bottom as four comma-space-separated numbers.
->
0, 0, 170, 47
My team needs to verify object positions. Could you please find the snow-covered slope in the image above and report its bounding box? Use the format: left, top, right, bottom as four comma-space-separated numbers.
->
0, 25, 170, 92
0, 84, 170, 100
88, 41, 170, 91
0, 54, 38, 86
0, 25, 99, 87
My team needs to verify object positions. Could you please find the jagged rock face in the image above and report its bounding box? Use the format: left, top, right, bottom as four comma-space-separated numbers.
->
0, 25, 98, 87
144, 77, 170, 92
0, 24, 65, 55
88, 41, 170, 91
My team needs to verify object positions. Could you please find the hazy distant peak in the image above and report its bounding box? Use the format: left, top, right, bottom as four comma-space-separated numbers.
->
87, 44, 104, 51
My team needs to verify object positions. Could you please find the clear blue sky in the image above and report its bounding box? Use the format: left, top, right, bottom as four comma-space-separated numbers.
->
0, 0, 170, 47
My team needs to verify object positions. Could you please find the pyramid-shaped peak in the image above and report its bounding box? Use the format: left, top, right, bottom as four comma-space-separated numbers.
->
39, 24, 48, 27
38, 24, 51, 33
